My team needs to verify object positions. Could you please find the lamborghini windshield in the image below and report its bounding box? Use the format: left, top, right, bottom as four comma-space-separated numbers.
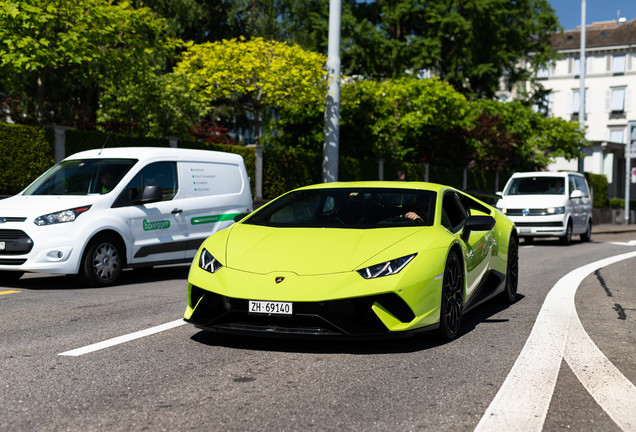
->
245, 188, 436, 228
23, 158, 137, 196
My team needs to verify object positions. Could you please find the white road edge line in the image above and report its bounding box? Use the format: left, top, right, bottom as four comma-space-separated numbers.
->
475, 251, 636, 432
58, 319, 187, 357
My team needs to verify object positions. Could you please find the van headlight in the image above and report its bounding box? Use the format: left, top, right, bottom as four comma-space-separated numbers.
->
34, 206, 91, 226
199, 248, 223, 274
546, 207, 565, 215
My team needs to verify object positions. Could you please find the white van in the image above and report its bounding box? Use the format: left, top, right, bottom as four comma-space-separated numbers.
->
496, 171, 592, 244
0, 147, 252, 286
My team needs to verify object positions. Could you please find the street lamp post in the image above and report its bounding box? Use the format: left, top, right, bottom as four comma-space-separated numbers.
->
322, 0, 342, 183
578, 0, 586, 174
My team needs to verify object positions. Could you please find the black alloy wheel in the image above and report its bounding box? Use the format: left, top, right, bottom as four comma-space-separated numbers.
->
500, 235, 519, 304
438, 250, 464, 341
80, 235, 124, 287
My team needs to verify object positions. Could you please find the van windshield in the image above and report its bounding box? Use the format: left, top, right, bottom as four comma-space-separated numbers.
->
504, 176, 565, 196
23, 158, 138, 196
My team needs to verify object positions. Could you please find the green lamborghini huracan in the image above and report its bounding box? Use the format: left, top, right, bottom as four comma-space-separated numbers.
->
184, 182, 518, 340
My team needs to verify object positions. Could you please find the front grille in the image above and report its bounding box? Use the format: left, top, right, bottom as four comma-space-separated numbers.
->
506, 209, 556, 216
0, 217, 27, 223
0, 229, 34, 255
514, 221, 563, 227
0, 258, 27, 265
187, 288, 414, 337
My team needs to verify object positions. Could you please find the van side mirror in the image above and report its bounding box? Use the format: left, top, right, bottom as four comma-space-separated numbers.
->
570, 190, 583, 199
142, 185, 163, 203
461, 215, 496, 242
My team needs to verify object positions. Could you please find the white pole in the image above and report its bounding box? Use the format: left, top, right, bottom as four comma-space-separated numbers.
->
626, 130, 631, 223
322, 0, 341, 183
578, 0, 586, 174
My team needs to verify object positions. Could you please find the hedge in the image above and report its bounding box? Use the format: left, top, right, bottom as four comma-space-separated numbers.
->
0, 123, 55, 195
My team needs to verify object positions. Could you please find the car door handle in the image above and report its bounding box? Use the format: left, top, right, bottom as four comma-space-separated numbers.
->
171, 208, 183, 215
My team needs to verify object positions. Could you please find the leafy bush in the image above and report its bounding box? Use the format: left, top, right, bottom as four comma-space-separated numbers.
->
0, 123, 54, 195
65, 130, 170, 156
584, 172, 608, 208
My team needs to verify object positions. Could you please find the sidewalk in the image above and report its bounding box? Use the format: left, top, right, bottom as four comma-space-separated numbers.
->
592, 223, 636, 234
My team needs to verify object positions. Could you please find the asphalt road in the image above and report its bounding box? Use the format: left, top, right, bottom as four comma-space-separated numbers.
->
1, 231, 635, 431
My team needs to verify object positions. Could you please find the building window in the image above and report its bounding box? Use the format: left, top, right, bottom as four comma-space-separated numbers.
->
610, 88, 625, 113
572, 90, 580, 114
532, 92, 551, 115
537, 67, 549, 79
613, 55, 626, 74
573, 58, 581, 76
609, 129, 624, 143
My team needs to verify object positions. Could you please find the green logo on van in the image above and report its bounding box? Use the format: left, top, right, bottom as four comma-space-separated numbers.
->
143, 219, 171, 231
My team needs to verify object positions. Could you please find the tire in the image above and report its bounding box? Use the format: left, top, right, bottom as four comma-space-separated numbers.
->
580, 219, 592, 242
0, 271, 24, 282
438, 250, 464, 341
79, 235, 124, 287
499, 235, 518, 304
560, 220, 573, 245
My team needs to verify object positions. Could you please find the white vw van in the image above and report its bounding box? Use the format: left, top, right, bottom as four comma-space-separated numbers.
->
496, 171, 592, 245
0, 147, 252, 286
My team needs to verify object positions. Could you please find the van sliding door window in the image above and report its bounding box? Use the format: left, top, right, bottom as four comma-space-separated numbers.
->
121, 162, 178, 204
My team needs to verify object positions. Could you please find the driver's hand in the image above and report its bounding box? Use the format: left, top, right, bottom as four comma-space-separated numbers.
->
405, 211, 421, 221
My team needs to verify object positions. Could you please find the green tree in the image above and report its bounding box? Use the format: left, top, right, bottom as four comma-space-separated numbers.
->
173, 37, 327, 145
468, 99, 586, 171
271, 0, 560, 98
0, 0, 176, 127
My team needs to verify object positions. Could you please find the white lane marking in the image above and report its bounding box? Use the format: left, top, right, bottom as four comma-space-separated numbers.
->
58, 319, 187, 357
609, 240, 636, 246
565, 311, 636, 431
475, 251, 636, 432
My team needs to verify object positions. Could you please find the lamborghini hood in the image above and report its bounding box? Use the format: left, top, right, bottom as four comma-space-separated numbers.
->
223, 224, 429, 276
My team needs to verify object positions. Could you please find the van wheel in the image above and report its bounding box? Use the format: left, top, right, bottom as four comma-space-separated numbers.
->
580, 220, 592, 242
560, 220, 572, 245
79, 235, 124, 287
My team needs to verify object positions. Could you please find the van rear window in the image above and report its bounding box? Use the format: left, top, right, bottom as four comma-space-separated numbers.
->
23, 159, 137, 196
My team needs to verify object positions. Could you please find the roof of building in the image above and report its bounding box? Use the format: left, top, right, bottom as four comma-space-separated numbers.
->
550, 19, 636, 50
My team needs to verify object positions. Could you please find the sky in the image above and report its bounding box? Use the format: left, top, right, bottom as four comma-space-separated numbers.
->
549, 0, 636, 30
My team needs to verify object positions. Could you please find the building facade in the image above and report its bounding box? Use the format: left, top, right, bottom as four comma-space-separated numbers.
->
530, 18, 636, 202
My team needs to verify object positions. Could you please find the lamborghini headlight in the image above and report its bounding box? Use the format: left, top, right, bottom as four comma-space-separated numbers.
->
34, 206, 91, 226
199, 248, 223, 274
357, 254, 416, 279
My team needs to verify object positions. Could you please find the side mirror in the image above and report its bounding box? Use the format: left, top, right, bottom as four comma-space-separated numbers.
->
141, 185, 163, 203
461, 215, 496, 242
233, 212, 250, 222
495, 192, 503, 199
570, 190, 583, 199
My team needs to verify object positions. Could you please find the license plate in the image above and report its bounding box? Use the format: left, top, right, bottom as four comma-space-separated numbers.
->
519, 227, 531, 234
249, 300, 293, 315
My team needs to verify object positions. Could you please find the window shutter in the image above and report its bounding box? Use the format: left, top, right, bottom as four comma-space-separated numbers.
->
572, 90, 580, 113
613, 55, 626, 74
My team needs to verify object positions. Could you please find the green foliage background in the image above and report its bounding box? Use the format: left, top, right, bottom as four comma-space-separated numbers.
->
0, 123, 54, 195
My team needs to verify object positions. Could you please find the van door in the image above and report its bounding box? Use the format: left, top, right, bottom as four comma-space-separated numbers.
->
118, 161, 189, 264
177, 160, 250, 258
572, 175, 592, 232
